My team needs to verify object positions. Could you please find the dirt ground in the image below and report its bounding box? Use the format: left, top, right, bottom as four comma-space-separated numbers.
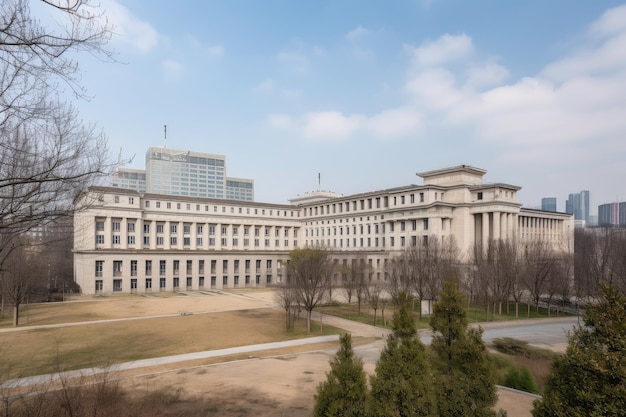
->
12, 290, 539, 416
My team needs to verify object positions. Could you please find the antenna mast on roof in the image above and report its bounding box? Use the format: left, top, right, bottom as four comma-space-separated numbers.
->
164, 124, 167, 148
318, 172, 321, 191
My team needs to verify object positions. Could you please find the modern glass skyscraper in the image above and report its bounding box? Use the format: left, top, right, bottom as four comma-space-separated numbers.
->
565, 190, 590, 223
541, 197, 557, 212
110, 147, 254, 201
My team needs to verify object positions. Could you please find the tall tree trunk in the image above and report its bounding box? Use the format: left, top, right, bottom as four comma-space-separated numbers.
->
13, 303, 20, 327
307, 310, 312, 334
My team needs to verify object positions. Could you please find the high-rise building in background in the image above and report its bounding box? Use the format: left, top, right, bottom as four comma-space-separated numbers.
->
565, 190, 590, 224
541, 197, 557, 212
111, 168, 147, 193
598, 202, 626, 226
111, 147, 254, 201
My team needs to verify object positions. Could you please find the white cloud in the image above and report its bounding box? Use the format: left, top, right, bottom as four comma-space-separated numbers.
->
270, 3, 626, 172
405, 68, 463, 110
346, 25, 369, 41
589, 4, 626, 38
408, 33, 473, 66
302, 112, 365, 140
464, 63, 510, 90
103, 0, 158, 53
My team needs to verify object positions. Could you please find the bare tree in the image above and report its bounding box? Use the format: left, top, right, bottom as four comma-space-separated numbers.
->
366, 281, 384, 326
274, 280, 298, 331
0, 237, 45, 326
0, 0, 120, 273
288, 248, 333, 334
471, 239, 518, 319
521, 239, 556, 315
574, 227, 626, 298
386, 253, 413, 304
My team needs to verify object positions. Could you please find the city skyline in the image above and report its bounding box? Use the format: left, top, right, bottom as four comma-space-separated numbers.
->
37, 1, 626, 207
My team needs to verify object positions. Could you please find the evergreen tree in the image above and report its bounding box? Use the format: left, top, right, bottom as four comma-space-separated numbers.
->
532, 284, 626, 417
369, 292, 436, 417
313, 333, 368, 417
430, 277, 497, 417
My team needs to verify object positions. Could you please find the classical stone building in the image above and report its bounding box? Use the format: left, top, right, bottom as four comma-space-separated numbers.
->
74, 165, 573, 295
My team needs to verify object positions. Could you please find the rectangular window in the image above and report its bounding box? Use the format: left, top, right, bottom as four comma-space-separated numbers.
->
170, 236, 177, 245
143, 223, 150, 233
113, 279, 122, 291
171, 224, 177, 233
146, 278, 152, 289
127, 235, 135, 245
95, 260, 103, 277
96, 221, 105, 231
95, 280, 103, 292
173, 277, 179, 288
112, 221, 121, 232
186, 260, 192, 274
145, 260, 152, 275
186, 277, 192, 288
157, 236, 164, 246
96, 234, 104, 244
211, 276, 216, 287
130, 260, 137, 276
160, 277, 166, 289
143, 236, 150, 245
131, 278, 137, 290
112, 235, 120, 245
173, 260, 180, 275
477, 192, 483, 200
160, 260, 166, 275
199, 276, 205, 287
127, 222, 135, 233
113, 260, 122, 277
199, 260, 205, 274
423, 218, 429, 230
223, 276, 228, 286
156, 224, 164, 233
419, 192, 424, 203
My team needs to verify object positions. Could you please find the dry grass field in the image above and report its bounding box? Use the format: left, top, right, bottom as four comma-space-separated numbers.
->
0, 291, 540, 416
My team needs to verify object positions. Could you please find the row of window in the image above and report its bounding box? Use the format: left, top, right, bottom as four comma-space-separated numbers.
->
97, 274, 273, 292
303, 192, 434, 217
96, 259, 280, 277
305, 234, 431, 249
305, 219, 430, 237
97, 234, 297, 249
98, 220, 299, 237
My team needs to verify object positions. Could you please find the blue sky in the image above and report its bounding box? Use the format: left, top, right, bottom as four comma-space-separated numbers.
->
46, 1, 626, 213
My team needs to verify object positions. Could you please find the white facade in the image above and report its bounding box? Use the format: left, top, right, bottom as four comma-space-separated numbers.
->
74, 165, 574, 295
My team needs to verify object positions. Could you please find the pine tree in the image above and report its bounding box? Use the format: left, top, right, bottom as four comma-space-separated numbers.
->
369, 291, 436, 417
532, 284, 626, 417
430, 277, 497, 417
313, 333, 368, 417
